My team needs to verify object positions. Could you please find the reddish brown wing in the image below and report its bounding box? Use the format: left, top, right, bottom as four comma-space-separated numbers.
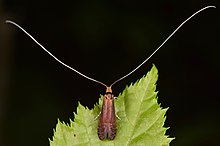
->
98, 93, 117, 140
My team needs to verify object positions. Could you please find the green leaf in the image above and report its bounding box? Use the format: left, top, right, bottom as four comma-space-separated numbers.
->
50, 65, 174, 146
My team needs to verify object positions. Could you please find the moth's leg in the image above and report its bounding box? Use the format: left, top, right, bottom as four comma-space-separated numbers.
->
114, 96, 121, 120
94, 111, 101, 120
116, 114, 121, 120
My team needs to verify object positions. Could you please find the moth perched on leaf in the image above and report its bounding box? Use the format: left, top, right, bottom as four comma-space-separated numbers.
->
97, 87, 116, 140
5, 6, 216, 141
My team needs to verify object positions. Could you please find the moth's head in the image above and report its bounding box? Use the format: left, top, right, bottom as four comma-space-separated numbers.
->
106, 86, 112, 94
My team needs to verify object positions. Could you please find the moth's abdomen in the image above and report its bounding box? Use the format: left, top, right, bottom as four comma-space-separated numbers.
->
98, 123, 117, 140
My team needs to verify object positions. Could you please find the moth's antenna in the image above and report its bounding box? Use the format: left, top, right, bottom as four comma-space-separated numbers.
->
110, 5, 216, 87
5, 20, 108, 88
6, 6, 215, 89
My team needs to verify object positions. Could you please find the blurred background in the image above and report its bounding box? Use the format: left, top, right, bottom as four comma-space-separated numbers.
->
0, 0, 219, 146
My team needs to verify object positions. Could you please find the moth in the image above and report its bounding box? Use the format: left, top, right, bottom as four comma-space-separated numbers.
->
5, 6, 215, 140
98, 87, 116, 140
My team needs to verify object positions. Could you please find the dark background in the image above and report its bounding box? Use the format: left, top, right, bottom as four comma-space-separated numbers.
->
0, 1, 219, 146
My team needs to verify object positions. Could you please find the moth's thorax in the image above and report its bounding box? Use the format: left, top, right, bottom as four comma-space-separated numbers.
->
105, 93, 114, 100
